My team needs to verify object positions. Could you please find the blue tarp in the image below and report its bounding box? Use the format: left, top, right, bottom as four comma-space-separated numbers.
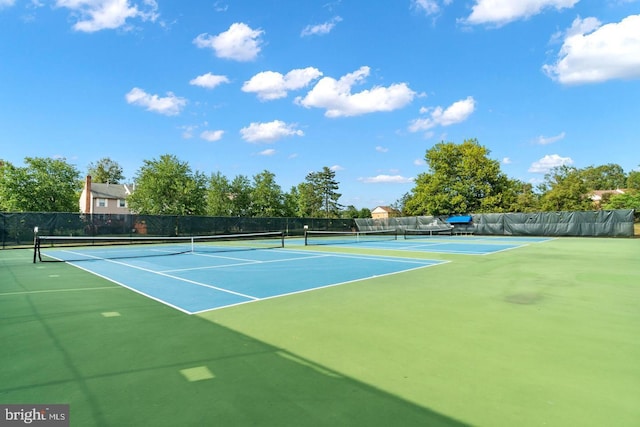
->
447, 215, 472, 224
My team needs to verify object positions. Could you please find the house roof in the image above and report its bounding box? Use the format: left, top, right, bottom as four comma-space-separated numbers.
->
372, 206, 398, 213
589, 189, 626, 201
90, 183, 132, 199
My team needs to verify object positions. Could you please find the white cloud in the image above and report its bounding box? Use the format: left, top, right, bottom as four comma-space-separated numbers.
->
242, 67, 322, 101
213, 1, 227, 12
301, 16, 342, 37
125, 87, 186, 116
359, 175, 415, 184
240, 120, 304, 143
55, 0, 159, 32
543, 15, 640, 84
502, 157, 512, 164
193, 22, 263, 61
463, 0, 579, 27
258, 148, 276, 156
414, 158, 426, 166
536, 131, 566, 145
412, 0, 441, 15
295, 66, 416, 117
0, 0, 16, 9
375, 146, 389, 153
528, 154, 573, 173
409, 96, 476, 132
180, 124, 196, 139
189, 73, 230, 89
330, 165, 344, 171
200, 130, 224, 141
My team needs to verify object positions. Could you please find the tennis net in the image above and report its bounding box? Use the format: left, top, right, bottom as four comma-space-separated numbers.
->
403, 228, 453, 239
304, 229, 397, 246
33, 231, 285, 263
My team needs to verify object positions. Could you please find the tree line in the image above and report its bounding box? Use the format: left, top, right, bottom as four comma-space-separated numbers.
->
1, 139, 639, 217
0, 156, 371, 218
398, 139, 639, 215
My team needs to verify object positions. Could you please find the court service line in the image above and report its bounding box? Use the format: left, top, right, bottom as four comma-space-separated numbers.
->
281, 248, 441, 265
60, 250, 259, 301
161, 253, 332, 273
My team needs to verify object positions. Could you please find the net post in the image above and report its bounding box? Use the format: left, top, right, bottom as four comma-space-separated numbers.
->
280, 231, 285, 248
33, 226, 40, 263
304, 230, 309, 246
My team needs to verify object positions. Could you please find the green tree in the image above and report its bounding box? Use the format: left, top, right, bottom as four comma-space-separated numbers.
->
229, 175, 252, 216
404, 139, 511, 215
250, 170, 284, 217
341, 205, 360, 219
305, 166, 342, 218
295, 182, 321, 217
0, 157, 81, 212
602, 191, 640, 210
282, 186, 300, 217
127, 154, 207, 215
579, 164, 626, 190
627, 169, 640, 190
206, 172, 233, 216
505, 181, 540, 213
87, 157, 125, 183
392, 192, 412, 215
358, 207, 372, 218
537, 165, 593, 211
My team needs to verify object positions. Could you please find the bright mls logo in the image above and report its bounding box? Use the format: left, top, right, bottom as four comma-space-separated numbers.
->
0, 405, 69, 426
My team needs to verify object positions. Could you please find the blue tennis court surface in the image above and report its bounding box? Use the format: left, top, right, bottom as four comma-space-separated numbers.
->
300, 235, 554, 255
47, 247, 445, 314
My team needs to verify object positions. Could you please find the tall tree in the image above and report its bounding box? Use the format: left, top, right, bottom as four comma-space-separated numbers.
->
229, 175, 252, 216
305, 166, 342, 218
0, 157, 81, 212
579, 164, 626, 190
282, 186, 300, 217
504, 180, 540, 213
250, 170, 284, 217
341, 205, 360, 219
603, 191, 640, 210
206, 172, 233, 216
404, 139, 511, 215
537, 165, 593, 211
127, 154, 207, 215
627, 169, 640, 190
295, 182, 321, 217
87, 157, 125, 183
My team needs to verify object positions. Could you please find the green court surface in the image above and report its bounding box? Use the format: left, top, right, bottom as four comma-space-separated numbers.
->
1, 237, 639, 426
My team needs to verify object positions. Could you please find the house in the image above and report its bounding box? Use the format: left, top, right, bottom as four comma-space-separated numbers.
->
79, 175, 134, 214
371, 206, 400, 219
589, 189, 626, 207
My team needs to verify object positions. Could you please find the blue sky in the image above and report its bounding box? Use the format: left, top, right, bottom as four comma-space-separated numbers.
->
1, 0, 639, 209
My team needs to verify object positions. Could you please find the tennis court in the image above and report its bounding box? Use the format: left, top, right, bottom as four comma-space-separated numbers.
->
301, 230, 554, 255
33, 233, 445, 313
2, 234, 639, 426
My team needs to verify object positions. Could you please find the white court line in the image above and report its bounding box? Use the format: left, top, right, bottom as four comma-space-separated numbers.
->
192, 259, 450, 315
58, 249, 260, 301
278, 248, 442, 265
161, 253, 332, 273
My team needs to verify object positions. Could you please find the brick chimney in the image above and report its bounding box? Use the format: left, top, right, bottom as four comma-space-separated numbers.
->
85, 175, 92, 214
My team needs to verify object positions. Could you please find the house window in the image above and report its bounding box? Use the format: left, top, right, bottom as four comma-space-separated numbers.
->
118, 199, 126, 208
96, 198, 107, 208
